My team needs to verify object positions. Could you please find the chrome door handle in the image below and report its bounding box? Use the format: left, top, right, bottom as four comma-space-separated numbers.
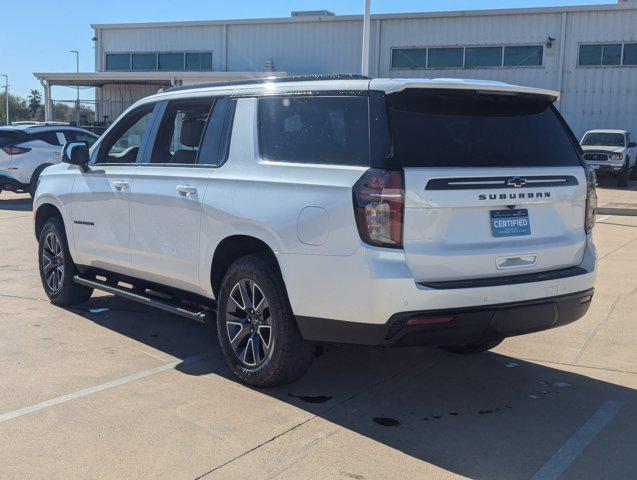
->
176, 185, 197, 196
112, 180, 129, 191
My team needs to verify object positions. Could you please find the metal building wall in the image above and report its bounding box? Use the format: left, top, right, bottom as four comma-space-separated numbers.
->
96, 5, 637, 137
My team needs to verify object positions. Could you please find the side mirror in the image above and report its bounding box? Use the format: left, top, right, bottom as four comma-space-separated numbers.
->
62, 141, 90, 172
629, 142, 637, 148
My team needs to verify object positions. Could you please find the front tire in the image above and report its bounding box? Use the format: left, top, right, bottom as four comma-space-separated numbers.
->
216, 254, 314, 387
617, 164, 630, 187
38, 216, 93, 305
440, 338, 504, 354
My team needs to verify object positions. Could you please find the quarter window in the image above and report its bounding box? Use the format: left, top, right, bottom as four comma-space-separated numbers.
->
258, 96, 370, 166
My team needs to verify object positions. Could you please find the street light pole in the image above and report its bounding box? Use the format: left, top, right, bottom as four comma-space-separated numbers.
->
70, 50, 80, 125
1, 75, 8, 125
361, 0, 371, 76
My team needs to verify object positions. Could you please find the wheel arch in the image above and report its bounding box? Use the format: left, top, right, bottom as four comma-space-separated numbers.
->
209, 235, 285, 299
34, 202, 64, 240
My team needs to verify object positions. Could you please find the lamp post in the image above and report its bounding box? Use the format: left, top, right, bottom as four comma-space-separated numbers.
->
70, 50, 80, 124
1, 75, 8, 125
361, 0, 371, 76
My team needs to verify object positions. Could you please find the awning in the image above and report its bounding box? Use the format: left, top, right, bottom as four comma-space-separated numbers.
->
33, 71, 288, 87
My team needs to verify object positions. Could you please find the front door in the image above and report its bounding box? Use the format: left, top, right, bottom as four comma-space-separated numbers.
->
71, 104, 156, 271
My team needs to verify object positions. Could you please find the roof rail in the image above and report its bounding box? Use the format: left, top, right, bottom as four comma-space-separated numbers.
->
163, 74, 370, 93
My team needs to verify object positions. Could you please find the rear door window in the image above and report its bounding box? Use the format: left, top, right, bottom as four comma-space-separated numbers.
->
64, 130, 98, 147
258, 96, 369, 166
385, 89, 581, 168
149, 98, 214, 164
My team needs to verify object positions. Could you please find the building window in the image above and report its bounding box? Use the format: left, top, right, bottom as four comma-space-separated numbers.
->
391, 48, 427, 69
504, 45, 543, 66
391, 44, 543, 70
132, 54, 157, 71
105, 51, 213, 71
158, 53, 184, 71
465, 46, 502, 68
624, 43, 637, 65
106, 54, 131, 71
579, 43, 636, 66
186, 52, 213, 70
428, 47, 464, 68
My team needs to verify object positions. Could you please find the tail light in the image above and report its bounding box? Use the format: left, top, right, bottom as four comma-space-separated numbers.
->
353, 168, 404, 248
1, 145, 31, 156
585, 167, 597, 234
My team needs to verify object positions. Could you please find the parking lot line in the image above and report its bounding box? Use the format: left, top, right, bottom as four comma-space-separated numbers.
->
0, 352, 211, 425
530, 400, 623, 480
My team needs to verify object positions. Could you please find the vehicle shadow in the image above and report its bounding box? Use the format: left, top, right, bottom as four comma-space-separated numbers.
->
0, 195, 33, 212
596, 177, 637, 190
71, 294, 637, 480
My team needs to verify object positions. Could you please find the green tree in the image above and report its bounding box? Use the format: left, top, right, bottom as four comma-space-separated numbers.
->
27, 90, 42, 117
0, 93, 32, 124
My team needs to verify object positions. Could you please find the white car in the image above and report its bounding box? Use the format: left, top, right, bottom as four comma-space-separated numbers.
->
33, 75, 597, 386
0, 124, 98, 196
580, 129, 637, 187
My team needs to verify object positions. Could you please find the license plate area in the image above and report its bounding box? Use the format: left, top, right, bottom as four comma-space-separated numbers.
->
490, 209, 531, 238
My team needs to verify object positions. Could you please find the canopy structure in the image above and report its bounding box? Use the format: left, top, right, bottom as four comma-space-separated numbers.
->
33, 71, 288, 122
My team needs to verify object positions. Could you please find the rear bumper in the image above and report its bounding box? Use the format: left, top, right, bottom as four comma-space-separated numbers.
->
297, 288, 594, 346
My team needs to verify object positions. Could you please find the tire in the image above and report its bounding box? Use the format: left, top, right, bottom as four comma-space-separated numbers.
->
28, 164, 51, 197
440, 338, 504, 354
617, 164, 630, 187
38, 216, 93, 306
629, 159, 637, 180
216, 254, 314, 387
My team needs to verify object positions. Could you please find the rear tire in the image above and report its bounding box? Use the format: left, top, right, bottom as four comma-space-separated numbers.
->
28, 164, 51, 197
216, 254, 314, 387
38, 216, 93, 306
440, 338, 504, 354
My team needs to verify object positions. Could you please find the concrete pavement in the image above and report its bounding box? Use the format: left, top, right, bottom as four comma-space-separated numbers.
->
0, 190, 635, 480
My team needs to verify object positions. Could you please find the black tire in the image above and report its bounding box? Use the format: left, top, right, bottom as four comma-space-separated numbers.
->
38, 216, 93, 306
216, 254, 314, 387
28, 164, 51, 197
440, 338, 504, 354
617, 164, 630, 187
629, 159, 637, 180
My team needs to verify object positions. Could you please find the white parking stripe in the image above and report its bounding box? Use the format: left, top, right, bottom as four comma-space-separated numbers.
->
0, 353, 211, 424
531, 400, 623, 480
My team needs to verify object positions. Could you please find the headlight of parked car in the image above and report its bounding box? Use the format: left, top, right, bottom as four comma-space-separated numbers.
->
610, 153, 623, 162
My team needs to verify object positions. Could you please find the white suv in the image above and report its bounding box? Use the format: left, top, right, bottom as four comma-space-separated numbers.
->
33, 75, 597, 386
0, 124, 98, 196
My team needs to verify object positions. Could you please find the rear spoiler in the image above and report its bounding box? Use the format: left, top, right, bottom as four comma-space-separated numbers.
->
374, 79, 560, 102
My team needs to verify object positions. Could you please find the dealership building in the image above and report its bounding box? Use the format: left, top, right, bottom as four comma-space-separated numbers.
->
35, 0, 637, 137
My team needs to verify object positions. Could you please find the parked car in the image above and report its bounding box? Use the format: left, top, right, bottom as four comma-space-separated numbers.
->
580, 129, 637, 187
32, 75, 597, 387
0, 124, 98, 196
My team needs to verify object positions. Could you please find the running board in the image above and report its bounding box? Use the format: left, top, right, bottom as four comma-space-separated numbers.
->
73, 275, 209, 322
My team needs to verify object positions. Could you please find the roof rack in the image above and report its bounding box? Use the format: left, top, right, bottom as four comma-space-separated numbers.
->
164, 74, 370, 93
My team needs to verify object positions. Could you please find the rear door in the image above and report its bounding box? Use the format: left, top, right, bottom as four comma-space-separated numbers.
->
71, 104, 157, 270
382, 88, 587, 284
128, 95, 232, 293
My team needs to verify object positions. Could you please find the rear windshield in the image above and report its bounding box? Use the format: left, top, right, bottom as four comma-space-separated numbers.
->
258, 96, 370, 166
385, 89, 582, 168
581, 132, 625, 147
0, 129, 31, 147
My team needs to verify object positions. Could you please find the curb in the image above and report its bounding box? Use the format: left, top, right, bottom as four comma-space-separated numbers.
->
596, 207, 637, 217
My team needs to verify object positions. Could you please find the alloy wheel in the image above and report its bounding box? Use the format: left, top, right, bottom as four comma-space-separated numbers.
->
42, 231, 65, 293
225, 279, 272, 367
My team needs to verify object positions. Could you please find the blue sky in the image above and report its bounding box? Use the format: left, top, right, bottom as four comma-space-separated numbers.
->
0, 0, 615, 98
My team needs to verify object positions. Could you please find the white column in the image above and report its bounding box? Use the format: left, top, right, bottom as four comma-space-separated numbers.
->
361, 0, 371, 76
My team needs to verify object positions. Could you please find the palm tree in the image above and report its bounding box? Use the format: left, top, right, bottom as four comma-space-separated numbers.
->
28, 89, 42, 117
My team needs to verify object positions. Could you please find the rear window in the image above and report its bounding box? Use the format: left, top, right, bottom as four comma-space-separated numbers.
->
0, 129, 32, 147
385, 89, 582, 168
258, 96, 369, 166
